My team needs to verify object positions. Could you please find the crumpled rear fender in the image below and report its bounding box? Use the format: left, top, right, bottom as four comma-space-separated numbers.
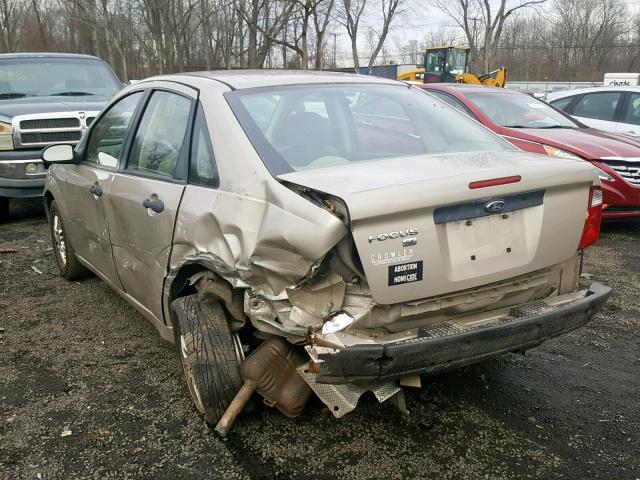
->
164, 181, 348, 330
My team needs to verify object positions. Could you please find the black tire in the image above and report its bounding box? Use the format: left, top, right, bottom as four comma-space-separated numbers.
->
171, 294, 244, 426
0, 197, 9, 223
49, 200, 89, 280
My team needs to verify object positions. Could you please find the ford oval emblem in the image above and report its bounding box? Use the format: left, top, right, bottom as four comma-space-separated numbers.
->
484, 199, 506, 213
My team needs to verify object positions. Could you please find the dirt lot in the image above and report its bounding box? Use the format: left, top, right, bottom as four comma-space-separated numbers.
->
0, 198, 638, 480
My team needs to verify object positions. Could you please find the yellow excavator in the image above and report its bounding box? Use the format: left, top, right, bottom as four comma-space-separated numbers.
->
397, 46, 507, 88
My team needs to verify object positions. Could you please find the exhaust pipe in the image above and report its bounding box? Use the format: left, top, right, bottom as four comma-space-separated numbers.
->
214, 337, 312, 437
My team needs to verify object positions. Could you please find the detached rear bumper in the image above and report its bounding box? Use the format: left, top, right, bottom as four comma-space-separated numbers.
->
317, 283, 611, 384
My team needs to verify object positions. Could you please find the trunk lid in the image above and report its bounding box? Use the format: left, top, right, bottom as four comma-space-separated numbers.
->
279, 151, 598, 305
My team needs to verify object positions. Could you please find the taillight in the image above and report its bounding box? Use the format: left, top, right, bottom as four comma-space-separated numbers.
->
578, 186, 603, 250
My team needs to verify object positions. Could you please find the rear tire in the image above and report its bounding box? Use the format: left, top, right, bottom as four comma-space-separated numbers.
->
171, 294, 244, 426
0, 197, 9, 223
49, 200, 89, 280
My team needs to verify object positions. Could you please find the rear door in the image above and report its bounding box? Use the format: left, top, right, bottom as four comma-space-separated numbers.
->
570, 91, 623, 133
105, 83, 196, 322
615, 92, 640, 137
62, 91, 145, 288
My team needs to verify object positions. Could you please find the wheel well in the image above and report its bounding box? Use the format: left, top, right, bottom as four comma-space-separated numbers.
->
43, 191, 54, 219
169, 263, 210, 302
167, 262, 247, 333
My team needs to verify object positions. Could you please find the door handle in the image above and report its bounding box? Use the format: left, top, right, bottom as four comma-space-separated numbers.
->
89, 184, 103, 197
143, 198, 164, 213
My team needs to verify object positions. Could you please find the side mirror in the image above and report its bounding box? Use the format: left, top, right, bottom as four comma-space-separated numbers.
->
42, 144, 75, 164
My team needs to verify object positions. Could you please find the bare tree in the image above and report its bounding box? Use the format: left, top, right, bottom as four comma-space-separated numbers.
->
431, 0, 547, 72
2, 0, 638, 82
312, 0, 335, 69
365, 0, 404, 73
340, 0, 367, 72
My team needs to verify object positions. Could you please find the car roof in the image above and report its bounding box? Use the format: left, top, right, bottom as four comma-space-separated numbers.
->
154, 70, 401, 90
547, 85, 640, 101
0, 52, 106, 61
420, 84, 517, 95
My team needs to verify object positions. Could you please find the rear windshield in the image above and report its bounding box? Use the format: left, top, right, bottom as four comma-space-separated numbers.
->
464, 92, 578, 129
0, 57, 121, 98
225, 84, 513, 175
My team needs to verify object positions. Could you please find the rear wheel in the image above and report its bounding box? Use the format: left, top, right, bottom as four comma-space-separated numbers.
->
0, 197, 9, 223
171, 294, 244, 426
49, 200, 89, 280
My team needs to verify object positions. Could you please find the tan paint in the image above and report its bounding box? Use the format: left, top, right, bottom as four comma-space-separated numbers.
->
45, 71, 600, 348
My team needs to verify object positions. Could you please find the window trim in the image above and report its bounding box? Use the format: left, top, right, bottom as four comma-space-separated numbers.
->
78, 89, 148, 171
118, 87, 196, 184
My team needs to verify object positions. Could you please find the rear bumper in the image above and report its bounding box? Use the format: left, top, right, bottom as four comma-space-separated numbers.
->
317, 283, 611, 383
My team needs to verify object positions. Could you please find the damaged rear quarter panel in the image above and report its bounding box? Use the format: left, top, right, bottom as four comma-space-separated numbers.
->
165, 83, 347, 324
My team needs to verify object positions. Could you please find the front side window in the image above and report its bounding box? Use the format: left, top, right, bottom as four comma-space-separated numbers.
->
573, 92, 622, 121
623, 93, 640, 126
464, 92, 578, 129
226, 84, 512, 175
549, 96, 574, 112
126, 91, 192, 178
85, 92, 143, 167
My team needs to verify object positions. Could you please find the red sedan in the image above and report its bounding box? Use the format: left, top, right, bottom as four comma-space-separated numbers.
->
419, 84, 640, 220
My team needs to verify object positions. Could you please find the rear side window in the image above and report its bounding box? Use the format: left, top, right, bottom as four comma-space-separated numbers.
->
623, 93, 640, 126
126, 91, 192, 178
549, 96, 574, 112
573, 92, 622, 121
190, 105, 219, 187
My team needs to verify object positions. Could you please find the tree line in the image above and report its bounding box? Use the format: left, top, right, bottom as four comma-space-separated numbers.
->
0, 0, 406, 80
0, 0, 639, 82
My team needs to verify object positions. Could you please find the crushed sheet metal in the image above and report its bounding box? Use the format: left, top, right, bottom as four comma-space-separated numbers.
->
321, 311, 354, 334
297, 363, 400, 418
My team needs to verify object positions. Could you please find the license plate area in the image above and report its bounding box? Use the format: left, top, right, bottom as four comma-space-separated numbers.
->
442, 209, 533, 281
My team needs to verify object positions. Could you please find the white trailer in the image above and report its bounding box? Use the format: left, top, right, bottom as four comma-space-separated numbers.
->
603, 73, 640, 86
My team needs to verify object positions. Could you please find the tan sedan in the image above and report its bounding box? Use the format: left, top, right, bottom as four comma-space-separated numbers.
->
42, 71, 610, 434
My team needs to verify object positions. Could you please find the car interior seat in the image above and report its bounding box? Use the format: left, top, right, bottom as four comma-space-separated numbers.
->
278, 112, 339, 168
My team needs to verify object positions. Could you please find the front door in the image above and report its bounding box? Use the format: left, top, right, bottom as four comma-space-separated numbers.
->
105, 86, 195, 322
63, 91, 144, 287
571, 91, 623, 134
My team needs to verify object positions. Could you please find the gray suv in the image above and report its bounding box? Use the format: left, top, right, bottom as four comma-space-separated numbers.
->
0, 53, 121, 222
42, 71, 610, 435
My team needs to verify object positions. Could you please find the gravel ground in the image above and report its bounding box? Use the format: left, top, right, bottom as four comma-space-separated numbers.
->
1, 198, 638, 480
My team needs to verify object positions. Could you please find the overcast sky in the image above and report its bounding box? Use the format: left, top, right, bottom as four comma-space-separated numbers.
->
330, 0, 640, 65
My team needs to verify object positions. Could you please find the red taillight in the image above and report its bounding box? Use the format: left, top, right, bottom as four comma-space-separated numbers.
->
469, 176, 521, 189
578, 186, 603, 251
